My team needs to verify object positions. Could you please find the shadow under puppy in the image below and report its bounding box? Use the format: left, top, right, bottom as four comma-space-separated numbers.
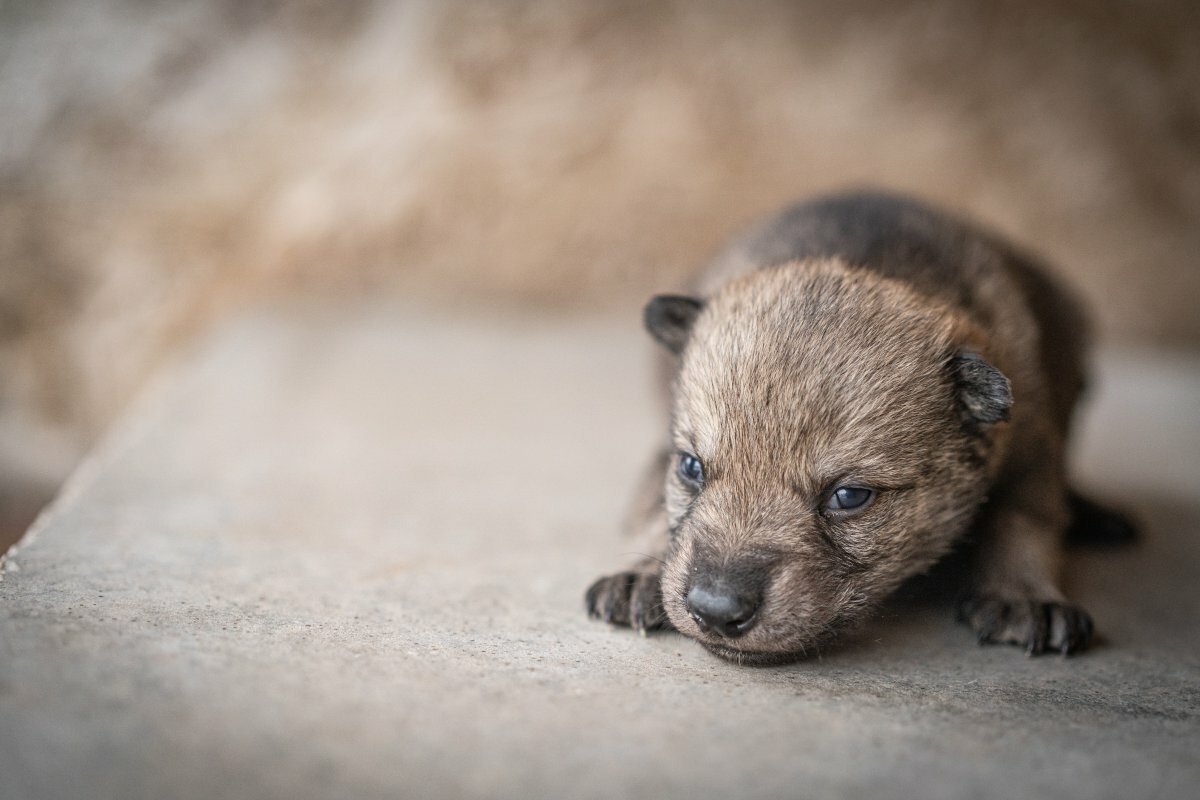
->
586, 190, 1132, 664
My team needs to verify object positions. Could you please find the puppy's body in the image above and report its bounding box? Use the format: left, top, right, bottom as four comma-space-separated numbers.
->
586, 191, 1123, 664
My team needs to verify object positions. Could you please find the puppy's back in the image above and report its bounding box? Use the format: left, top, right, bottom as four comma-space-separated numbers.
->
698, 190, 1089, 431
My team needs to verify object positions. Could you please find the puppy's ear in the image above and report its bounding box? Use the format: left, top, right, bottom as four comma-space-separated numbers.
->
644, 295, 703, 355
951, 352, 1012, 426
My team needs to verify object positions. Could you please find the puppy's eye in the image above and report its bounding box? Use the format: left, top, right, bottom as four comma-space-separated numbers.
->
825, 486, 874, 513
677, 452, 705, 488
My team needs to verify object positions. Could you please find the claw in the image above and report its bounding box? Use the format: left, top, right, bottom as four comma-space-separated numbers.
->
958, 594, 1093, 656
584, 570, 672, 633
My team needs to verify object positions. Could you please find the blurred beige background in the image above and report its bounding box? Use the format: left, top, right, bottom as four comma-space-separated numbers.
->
1, 0, 1198, 543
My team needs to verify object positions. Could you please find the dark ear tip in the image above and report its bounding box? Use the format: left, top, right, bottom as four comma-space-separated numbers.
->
644, 294, 702, 325
644, 295, 703, 354
952, 352, 1013, 426
978, 404, 1011, 425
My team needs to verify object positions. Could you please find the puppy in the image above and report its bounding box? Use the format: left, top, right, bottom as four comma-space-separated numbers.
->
586, 190, 1131, 664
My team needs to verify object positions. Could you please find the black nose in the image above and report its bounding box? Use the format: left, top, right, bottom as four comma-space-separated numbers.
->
686, 580, 761, 638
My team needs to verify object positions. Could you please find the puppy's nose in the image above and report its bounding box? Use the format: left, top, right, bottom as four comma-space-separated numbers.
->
686, 580, 760, 638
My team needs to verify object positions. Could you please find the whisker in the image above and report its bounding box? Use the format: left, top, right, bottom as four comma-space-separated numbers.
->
620, 551, 667, 567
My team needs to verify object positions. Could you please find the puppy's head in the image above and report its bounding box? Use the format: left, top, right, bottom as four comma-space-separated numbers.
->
645, 261, 1011, 664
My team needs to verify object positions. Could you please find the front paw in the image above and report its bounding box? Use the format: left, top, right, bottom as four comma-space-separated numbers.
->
956, 594, 1094, 655
585, 570, 672, 633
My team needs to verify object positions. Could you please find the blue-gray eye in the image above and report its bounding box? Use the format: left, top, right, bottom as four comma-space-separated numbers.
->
827, 486, 874, 512
677, 452, 704, 487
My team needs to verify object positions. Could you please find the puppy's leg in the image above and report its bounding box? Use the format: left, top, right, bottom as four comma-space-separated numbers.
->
585, 449, 673, 634
957, 476, 1094, 655
1065, 489, 1138, 547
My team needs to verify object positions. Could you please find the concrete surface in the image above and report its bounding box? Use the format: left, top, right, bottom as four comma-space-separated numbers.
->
1, 302, 1198, 800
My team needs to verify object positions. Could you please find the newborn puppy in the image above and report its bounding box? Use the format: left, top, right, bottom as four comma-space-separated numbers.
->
586, 190, 1131, 664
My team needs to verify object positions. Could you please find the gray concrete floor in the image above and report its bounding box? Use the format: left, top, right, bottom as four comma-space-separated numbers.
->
1, 302, 1198, 800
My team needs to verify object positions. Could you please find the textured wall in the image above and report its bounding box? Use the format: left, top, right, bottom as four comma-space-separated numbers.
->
2, 0, 1198, 526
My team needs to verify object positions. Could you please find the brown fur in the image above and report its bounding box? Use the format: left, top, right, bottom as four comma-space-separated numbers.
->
586, 191, 1108, 663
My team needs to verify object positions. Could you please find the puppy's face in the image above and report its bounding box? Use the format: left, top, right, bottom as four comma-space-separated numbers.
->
646, 262, 1010, 664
